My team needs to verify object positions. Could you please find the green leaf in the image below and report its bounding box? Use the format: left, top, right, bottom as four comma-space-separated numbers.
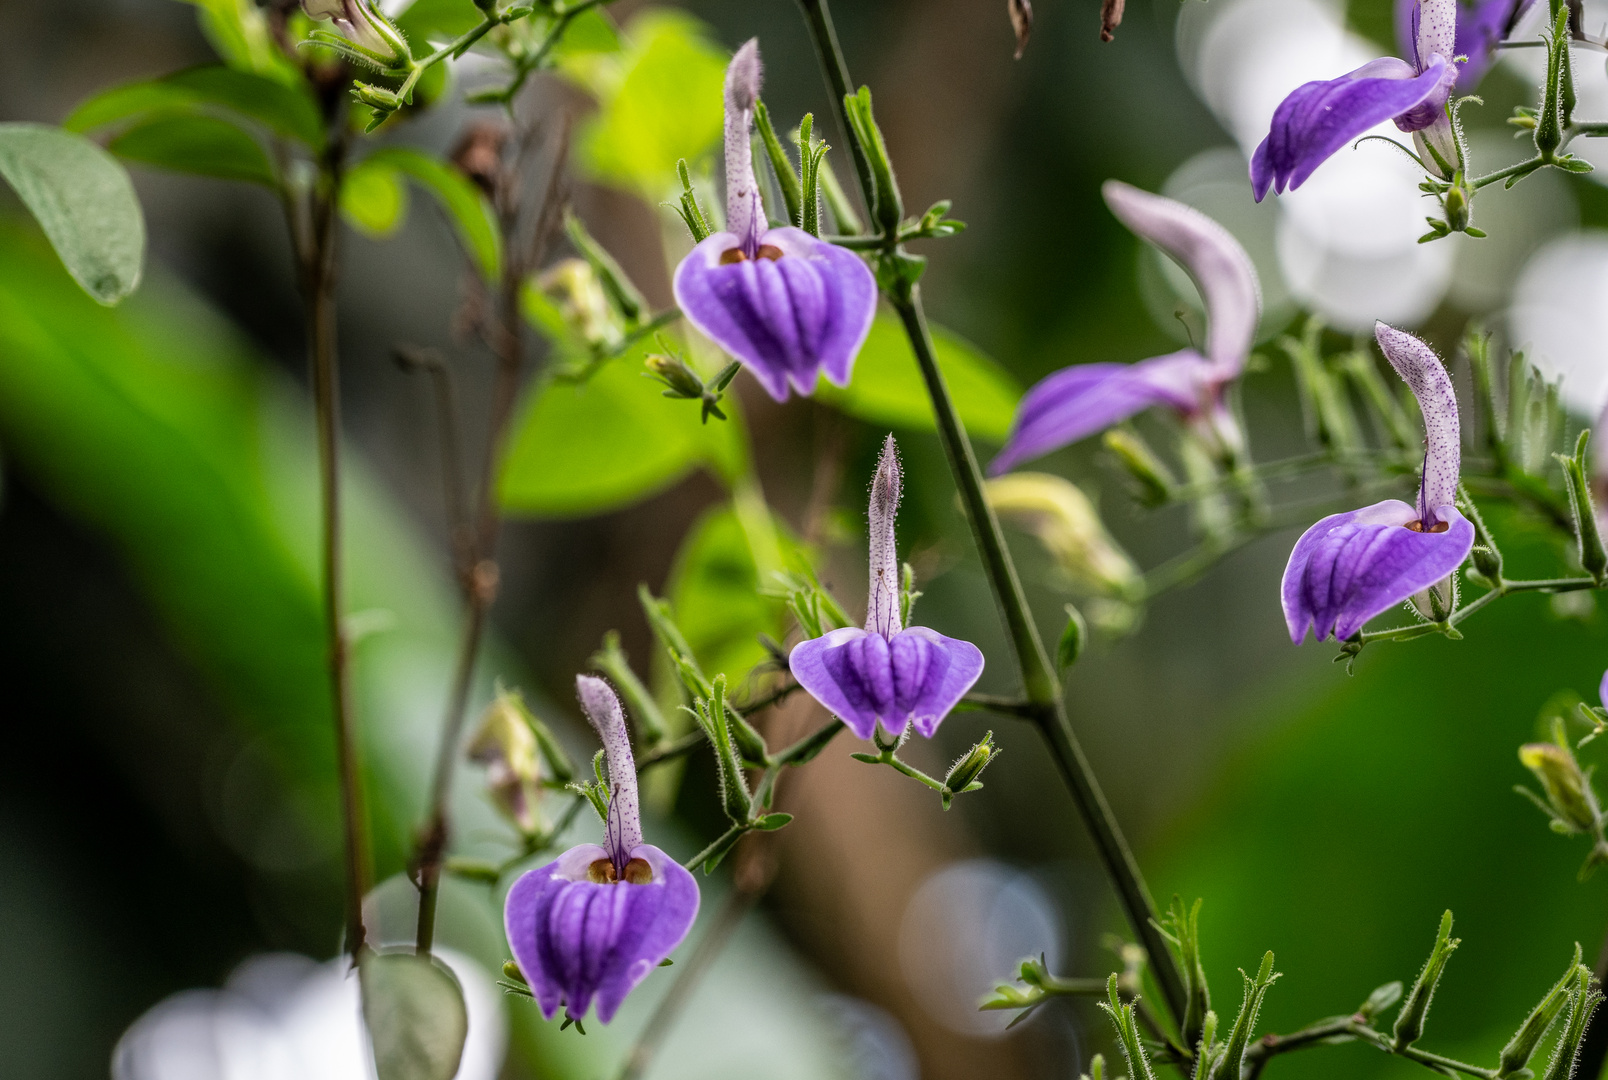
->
753, 812, 794, 831
108, 113, 278, 187
497, 348, 709, 517
364, 147, 499, 282
341, 158, 409, 238
395, 0, 486, 44
668, 505, 800, 684
0, 124, 145, 305
816, 315, 1022, 442
174, 0, 303, 82
563, 12, 727, 197
65, 66, 324, 148
1057, 603, 1087, 672
359, 952, 469, 1080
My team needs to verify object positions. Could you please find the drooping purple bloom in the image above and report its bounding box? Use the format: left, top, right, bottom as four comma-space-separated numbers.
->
503, 676, 698, 1026
1396, 0, 1542, 91
672, 39, 878, 402
989, 182, 1260, 475
790, 435, 985, 739
1282, 323, 1475, 642
1253, 0, 1460, 200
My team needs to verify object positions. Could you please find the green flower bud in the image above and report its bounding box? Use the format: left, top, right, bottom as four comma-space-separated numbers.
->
942, 731, 1000, 808
1102, 427, 1175, 505
1497, 944, 1580, 1078
352, 82, 402, 113
536, 258, 623, 353
1393, 911, 1459, 1051
1519, 736, 1599, 835
1443, 179, 1471, 234
644, 352, 706, 399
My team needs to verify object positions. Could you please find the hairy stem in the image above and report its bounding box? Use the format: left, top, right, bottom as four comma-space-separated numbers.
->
793, 0, 1187, 1025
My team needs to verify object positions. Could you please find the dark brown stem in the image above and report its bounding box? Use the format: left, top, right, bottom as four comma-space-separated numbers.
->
304, 132, 372, 960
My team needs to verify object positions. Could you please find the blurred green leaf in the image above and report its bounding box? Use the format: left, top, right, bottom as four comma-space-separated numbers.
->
175, 0, 303, 82
562, 11, 727, 198
498, 347, 713, 517
0, 124, 145, 306
359, 952, 469, 1080
108, 113, 278, 187
364, 147, 499, 282
817, 315, 1022, 442
669, 504, 802, 685
396, 0, 485, 44
65, 66, 324, 148
341, 157, 409, 238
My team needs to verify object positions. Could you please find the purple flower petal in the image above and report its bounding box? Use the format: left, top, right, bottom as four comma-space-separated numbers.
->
989, 350, 1213, 475
1102, 182, 1261, 380
789, 626, 985, 739
1251, 56, 1448, 200
1282, 499, 1475, 642
1375, 322, 1460, 518
1599, 667, 1608, 712
1454, 0, 1541, 89
673, 226, 877, 402
504, 842, 699, 1024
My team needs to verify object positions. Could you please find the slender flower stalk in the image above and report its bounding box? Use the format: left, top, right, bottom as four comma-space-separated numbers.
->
503, 677, 700, 1026
790, 435, 986, 739
1282, 324, 1475, 642
1254, 0, 1461, 197
991, 182, 1260, 474
673, 39, 878, 401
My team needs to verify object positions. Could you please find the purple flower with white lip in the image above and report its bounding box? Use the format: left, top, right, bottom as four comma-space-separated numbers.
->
989, 181, 1260, 475
503, 676, 699, 1026
1253, 0, 1461, 200
790, 435, 985, 740
671, 39, 878, 402
1396, 0, 1542, 92
1282, 323, 1476, 643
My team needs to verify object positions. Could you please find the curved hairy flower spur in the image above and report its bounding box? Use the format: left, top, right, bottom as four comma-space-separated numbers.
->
503, 676, 699, 1026
1253, 0, 1461, 199
990, 181, 1260, 474
790, 435, 985, 739
672, 39, 878, 401
1282, 323, 1475, 643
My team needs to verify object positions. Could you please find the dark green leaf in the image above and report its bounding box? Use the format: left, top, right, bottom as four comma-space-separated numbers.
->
1057, 603, 1087, 672
65, 66, 323, 148
0, 124, 145, 305
364, 147, 499, 281
108, 113, 278, 187
816, 315, 1022, 442
359, 952, 469, 1080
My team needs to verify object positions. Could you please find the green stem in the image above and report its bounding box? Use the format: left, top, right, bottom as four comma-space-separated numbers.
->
1471, 156, 1546, 189
793, 0, 1188, 1025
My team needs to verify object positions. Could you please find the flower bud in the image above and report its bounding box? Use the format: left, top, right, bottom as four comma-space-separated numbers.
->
467, 689, 548, 835
985, 472, 1142, 600
352, 83, 401, 113
1393, 910, 1458, 1051
645, 352, 706, 400
1443, 179, 1471, 234
1520, 734, 1599, 835
1497, 944, 1579, 1078
942, 731, 999, 808
536, 258, 623, 353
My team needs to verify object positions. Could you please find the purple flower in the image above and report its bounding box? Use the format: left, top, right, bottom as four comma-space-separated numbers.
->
1252, 0, 1460, 200
989, 182, 1260, 475
790, 435, 985, 739
1396, 0, 1542, 91
503, 676, 699, 1026
1282, 323, 1475, 642
672, 40, 878, 402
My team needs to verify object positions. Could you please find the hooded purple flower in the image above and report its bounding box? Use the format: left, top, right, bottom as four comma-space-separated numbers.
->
1282, 323, 1475, 642
989, 182, 1260, 475
672, 40, 878, 402
790, 435, 985, 739
1253, 0, 1461, 199
1396, 0, 1542, 91
503, 676, 699, 1026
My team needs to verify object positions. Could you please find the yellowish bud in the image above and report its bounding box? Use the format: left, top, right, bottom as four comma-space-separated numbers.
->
985, 472, 1141, 599
467, 689, 546, 835
536, 258, 622, 352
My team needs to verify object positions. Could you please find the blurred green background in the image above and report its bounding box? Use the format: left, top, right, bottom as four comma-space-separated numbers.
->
2, 0, 1606, 1078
